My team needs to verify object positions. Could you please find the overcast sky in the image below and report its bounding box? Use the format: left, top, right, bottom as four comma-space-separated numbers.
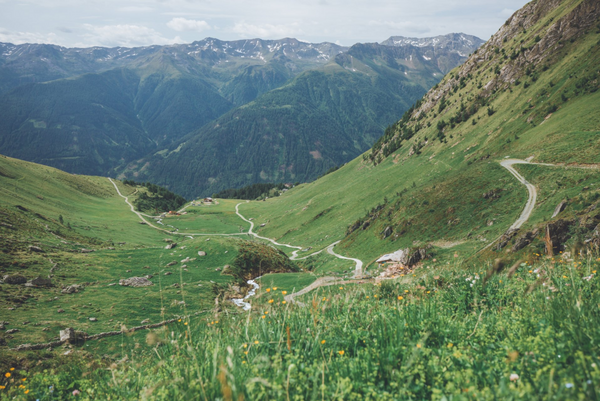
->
0, 0, 530, 48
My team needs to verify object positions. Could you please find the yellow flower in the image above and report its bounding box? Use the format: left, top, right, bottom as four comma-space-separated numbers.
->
563, 275, 568, 279
244, 351, 248, 355
0, 385, 5, 389
529, 270, 533, 273
499, 280, 502, 283
266, 288, 271, 292
264, 311, 268, 314
242, 361, 247, 364
18, 385, 25, 389
215, 321, 219, 324
178, 319, 181, 322
282, 291, 287, 295
268, 299, 274, 303
594, 271, 597, 274
426, 291, 430, 294
416, 344, 421, 348
366, 296, 370, 299
338, 350, 345, 356
184, 322, 188, 326
321, 340, 326, 344
5, 373, 10, 378
243, 344, 247, 348
374, 294, 378, 298
9, 368, 14, 371
397, 296, 403, 300
273, 287, 278, 290
405, 290, 409, 293
21, 378, 26, 382
339, 287, 343, 290
447, 343, 453, 348
254, 340, 259, 344
262, 315, 266, 319
282, 301, 287, 304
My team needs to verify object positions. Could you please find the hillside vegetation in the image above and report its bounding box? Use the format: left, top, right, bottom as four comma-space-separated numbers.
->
241, 0, 600, 269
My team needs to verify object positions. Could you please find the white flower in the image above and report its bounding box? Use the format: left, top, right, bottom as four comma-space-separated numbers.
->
510, 373, 519, 381
565, 383, 574, 388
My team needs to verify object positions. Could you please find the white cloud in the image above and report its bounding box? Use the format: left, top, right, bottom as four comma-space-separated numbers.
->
80, 24, 180, 47
232, 22, 303, 39
0, 28, 60, 45
167, 18, 211, 32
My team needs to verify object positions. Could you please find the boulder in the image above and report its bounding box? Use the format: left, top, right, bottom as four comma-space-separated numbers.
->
164, 272, 172, 276
119, 277, 154, 287
141, 319, 150, 324
166, 261, 177, 266
80, 249, 95, 253
545, 219, 575, 253
60, 327, 86, 343
382, 226, 393, 239
6, 329, 19, 334
511, 230, 539, 252
26, 276, 53, 287
165, 243, 177, 250
89, 317, 97, 322
552, 200, 568, 218
2, 275, 27, 285
57, 309, 65, 313
61, 284, 83, 294
198, 251, 206, 256
28, 245, 44, 253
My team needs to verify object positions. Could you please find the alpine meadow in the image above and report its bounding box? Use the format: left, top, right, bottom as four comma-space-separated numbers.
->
1, 0, 600, 400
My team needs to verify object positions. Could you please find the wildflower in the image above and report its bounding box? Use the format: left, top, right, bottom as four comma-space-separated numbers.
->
268, 299, 274, 303
447, 343, 453, 348
374, 294, 378, 298
244, 351, 248, 355
594, 271, 597, 274
398, 296, 403, 300
282, 301, 287, 304
242, 361, 247, 364
528, 270, 533, 273
426, 291, 430, 294
4, 373, 10, 378
499, 280, 502, 283
338, 350, 345, 356
254, 341, 259, 344
24, 390, 29, 394
266, 288, 271, 292
565, 383, 574, 389
21, 378, 26, 382
261, 315, 266, 319
0, 386, 4, 390
9, 368, 14, 371
405, 290, 409, 293
417, 344, 421, 348
215, 321, 219, 324
592, 363, 597, 368
178, 319, 181, 322
366, 296, 369, 299
321, 340, 326, 344
510, 373, 519, 382
243, 344, 247, 348
563, 275, 568, 279
18, 385, 25, 389
322, 297, 327, 301
184, 322, 188, 326
339, 287, 343, 290
282, 291, 287, 295
73, 389, 81, 396
264, 311, 268, 314
273, 287, 278, 290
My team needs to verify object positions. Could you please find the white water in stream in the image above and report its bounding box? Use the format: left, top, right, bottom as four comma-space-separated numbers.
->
231, 279, 260, 311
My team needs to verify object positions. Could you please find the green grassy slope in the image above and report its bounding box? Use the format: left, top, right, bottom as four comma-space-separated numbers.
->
238, 0, 600, 270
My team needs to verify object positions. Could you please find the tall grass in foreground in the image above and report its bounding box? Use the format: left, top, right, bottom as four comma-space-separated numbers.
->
4, 256, 600, 400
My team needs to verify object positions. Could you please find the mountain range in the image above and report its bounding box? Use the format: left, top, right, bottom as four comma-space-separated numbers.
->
0, 34, 484, 196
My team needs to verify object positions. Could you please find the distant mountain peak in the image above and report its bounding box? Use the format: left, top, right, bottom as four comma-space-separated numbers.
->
380, 33, 485, 56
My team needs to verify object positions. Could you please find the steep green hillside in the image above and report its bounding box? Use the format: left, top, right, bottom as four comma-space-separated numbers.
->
238, 0, 600, 268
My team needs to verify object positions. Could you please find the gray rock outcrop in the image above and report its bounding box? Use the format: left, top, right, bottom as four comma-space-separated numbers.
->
119, 277, 154, 287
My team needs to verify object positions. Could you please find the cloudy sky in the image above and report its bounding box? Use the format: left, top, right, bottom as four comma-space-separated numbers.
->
0, 0, 530, 48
